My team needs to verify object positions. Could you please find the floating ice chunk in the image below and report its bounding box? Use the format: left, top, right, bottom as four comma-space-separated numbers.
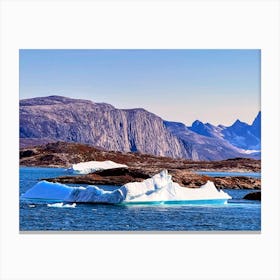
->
47, 202, 76, 208
69, 160, 128, 174
22, 170, 231, 205
21, 180, 125, 204
21, 181, 73, 200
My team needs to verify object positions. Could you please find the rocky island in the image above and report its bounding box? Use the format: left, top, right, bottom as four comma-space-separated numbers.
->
20, 141, 261, 190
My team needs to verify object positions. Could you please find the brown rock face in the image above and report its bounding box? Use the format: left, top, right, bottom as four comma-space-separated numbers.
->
19, 141, 261, 171
45, 168, 151, 186
44, 168, 261, 190
213, 177, 261, 190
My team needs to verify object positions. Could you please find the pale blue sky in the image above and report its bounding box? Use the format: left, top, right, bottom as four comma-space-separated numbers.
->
19, 49, 260, 126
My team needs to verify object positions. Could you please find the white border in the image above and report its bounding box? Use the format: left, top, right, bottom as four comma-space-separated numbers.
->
1, 0, 279, 280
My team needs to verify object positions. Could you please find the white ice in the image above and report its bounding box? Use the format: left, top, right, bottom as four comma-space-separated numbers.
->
22, 170, 231, 204
69, 160, 128, 174
120, 169, 231, 203
47, 202, 76, 208
22, 181, 73, 200
66, 185, 125, 204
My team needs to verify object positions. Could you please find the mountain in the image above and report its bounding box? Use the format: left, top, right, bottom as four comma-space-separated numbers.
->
20, 96, 188, 159
189, 120, 223, 138
164, 121, 246, 161
222, 119, 260, 150
248, 111, 261, 143
188, 112, 261, 151
20, 95, 260, 161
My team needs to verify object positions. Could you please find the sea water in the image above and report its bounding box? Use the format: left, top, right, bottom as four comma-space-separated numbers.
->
19, 167, 261, 231
196, 171, 261, 178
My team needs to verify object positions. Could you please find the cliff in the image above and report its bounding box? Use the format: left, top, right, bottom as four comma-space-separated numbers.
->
20, 96, 188, 159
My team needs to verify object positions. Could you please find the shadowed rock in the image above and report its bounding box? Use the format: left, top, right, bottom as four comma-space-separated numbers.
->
45, 168, 151, 186
44, 167, 261, 190
243, 192, 261, 200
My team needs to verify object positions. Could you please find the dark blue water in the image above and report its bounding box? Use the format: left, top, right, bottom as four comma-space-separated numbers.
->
196, 171, 261, 178
19, 167, 261, 231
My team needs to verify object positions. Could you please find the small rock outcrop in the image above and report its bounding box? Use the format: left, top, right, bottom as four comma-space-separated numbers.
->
243, 191, 261, 200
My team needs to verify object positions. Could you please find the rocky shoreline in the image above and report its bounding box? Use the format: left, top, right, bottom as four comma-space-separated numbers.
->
20, 141, 261, 190
43, 167, 261, 190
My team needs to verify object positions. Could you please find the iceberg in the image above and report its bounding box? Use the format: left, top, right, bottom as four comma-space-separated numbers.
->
68, 160, 128, 174
21, 170, 231, 205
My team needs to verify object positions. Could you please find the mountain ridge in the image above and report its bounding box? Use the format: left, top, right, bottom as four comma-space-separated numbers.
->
20, 95, 188, 159
20, 95, 261, 161
187, 111, 261, 151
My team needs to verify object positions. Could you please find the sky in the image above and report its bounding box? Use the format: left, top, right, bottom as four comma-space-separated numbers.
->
19, 49, 260, 126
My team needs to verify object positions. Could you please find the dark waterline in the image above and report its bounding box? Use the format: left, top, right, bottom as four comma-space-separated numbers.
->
196, 171, 261, 178
19, 167, 261, 231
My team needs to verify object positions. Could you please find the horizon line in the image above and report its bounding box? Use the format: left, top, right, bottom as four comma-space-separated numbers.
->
19, 94, 260, 127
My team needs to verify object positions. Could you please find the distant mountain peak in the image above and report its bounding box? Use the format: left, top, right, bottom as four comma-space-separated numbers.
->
233, 119, 242, 125
221, 112, 261, 151
189, 120, 218, 138
252, 111, 261, 126
192, 120, 204, 127
231, 119, 248, 128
